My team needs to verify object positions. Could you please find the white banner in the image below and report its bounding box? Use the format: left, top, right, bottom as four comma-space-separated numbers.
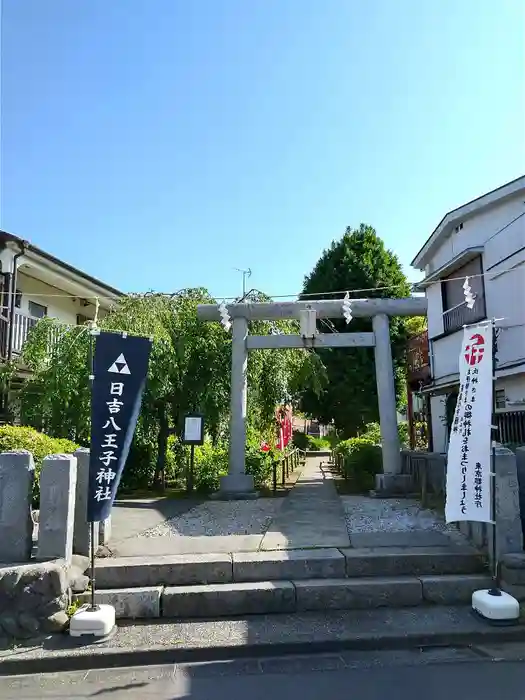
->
445, 323, 493, 523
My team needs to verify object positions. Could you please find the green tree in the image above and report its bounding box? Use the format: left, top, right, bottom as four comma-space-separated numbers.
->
13, 289, 319, 489
16, 290, 232, 488
299, 224, 412, 437
405, 315, 427, 337
238, 289, 324, 439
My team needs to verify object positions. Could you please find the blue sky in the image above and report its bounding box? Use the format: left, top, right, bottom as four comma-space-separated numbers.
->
2, 0, 524, 300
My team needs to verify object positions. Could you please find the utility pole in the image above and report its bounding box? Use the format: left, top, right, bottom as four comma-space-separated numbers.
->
234, 267, 252, 298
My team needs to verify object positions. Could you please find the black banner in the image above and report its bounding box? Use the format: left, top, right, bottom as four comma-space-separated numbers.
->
88, 331, 152, 522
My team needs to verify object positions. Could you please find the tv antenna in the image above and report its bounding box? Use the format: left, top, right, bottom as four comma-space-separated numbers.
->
234, 267, 252, 298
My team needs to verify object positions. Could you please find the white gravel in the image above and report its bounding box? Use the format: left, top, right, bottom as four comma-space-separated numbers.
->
342, 495, 457, 534
143, 499, 284, 537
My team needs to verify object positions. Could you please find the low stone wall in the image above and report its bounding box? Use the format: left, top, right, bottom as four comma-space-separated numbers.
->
0, 448, 96, 640
501, 553, 525, 600
0, 556, 89, 639
453, 446, 524, 590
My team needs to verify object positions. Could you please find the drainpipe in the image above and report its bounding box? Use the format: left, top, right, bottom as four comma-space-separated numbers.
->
7, 242, 26, 362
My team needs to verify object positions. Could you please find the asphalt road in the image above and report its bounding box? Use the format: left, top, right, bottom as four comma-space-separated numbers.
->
3, 648, 525, 699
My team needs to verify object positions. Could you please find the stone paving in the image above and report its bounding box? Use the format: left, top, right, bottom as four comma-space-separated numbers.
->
107, 457, 464, 557
144, 500, 282, 538
342, 495, 457, 535
260, 458, 350, 550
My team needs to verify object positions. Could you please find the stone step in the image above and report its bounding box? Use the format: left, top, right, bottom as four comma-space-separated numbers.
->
342, 546, 485, 578
94, 546, 484, 589
74, 574, 492, 619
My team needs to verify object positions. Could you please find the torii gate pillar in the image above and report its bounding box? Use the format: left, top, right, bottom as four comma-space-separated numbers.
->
372, 313, 405, 490
221, 316, 255, 497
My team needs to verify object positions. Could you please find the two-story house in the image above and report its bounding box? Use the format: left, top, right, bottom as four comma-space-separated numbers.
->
409, 175, 525, 452
0, 230, 122, 364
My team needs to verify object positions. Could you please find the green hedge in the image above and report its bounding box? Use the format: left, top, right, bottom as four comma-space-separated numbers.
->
334, 437, 383, 491
360, 421, 428, 450
164, 435, 278, 493
293, 431, 333, 451
292, 430, 309, 450
0, 425, 79, 506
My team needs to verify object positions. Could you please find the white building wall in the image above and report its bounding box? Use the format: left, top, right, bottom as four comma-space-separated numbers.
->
498, 374, 525, 409
419, 190, 525, 452
430, 395, 448, 453
430, 332, 463, 381
424, 196, 525, 384
426, 282, 444, 339
427, 194, 525, 273
17, 272, 81, 324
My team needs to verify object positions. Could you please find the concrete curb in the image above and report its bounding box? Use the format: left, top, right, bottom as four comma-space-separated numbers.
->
2, 623, 525, 677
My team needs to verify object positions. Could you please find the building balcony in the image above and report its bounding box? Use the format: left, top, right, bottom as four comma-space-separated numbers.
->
442, 299, 487, 335
407, 330, 431, 385
0, 312, 63, 361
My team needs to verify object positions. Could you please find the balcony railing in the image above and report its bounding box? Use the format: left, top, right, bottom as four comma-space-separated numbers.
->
11, 312, 39, 355
406, 330, 431, 384
0, 312, 63, 360
443, 299, 486, 334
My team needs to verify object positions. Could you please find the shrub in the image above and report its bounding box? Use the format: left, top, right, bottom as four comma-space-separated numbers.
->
193, 440, 228, 492
306, 435, 331, 451
334, 437, 383, 491
245, 445, 275, 488
0, 425, 79, 506
293, 433, 332, 451
326, 432, 340, 449
292, 430, 309, 450
162, 437, 229, 493
360, 421, 410, 448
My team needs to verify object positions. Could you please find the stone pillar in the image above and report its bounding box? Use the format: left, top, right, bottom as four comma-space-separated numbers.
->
489, 446, 523, 566
220, 316, 255, 497
99, 516, 112, 547
0, 451, 35, 563
73, 448, 98, 556
515, 447, 525, 546
372, 314, 405, 492
37, 454, 77, 563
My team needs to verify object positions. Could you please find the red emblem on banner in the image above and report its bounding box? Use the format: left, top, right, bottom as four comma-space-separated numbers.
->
464, 333, 485, 366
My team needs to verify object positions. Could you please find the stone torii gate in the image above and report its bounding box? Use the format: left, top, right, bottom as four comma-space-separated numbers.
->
197, 297, 427, 498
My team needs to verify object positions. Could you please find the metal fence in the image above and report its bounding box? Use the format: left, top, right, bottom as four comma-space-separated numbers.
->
497, 411, 525, 447
272, 448, 305, 492
400, 450, 446, 507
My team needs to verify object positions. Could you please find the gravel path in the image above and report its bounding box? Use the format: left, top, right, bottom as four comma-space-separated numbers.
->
342, 495, 457, 535
143, 499, 284, 538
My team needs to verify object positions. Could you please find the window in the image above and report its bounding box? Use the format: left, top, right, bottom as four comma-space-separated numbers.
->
14, 290, 22, 309
28, 301, 48, 319
77, 314, 90, 326
495, 389, 506, 410
441, 256, 486, 334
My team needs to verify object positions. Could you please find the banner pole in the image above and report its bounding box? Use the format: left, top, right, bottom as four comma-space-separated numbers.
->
89, 521, 98, 611
189, 444, 195, 493
490, 320, 500, 592
87, 328, 99, 612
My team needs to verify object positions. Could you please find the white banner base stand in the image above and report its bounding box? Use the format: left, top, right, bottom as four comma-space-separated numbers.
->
69, 604, 116, 638
472, 589, 519, 625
